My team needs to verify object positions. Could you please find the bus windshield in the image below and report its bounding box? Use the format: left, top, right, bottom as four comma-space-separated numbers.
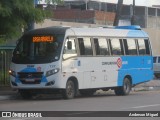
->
12, 35, 64, 64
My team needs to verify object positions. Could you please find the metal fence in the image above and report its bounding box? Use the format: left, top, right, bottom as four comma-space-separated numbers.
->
0, 47, 14, 86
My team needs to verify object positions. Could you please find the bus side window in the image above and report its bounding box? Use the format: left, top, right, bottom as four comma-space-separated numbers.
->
120, 39, 124, 55
144, 39, 151, 55
93, 38, 110, 55
78, 37, 93, 56
63, 37, 77, 60
93, 38, 100, 55
78, 38, 85, 55
137, 39, 146, 55
124, 39, 137, 55
109, 39, 123, 55
123, 39, 129, 55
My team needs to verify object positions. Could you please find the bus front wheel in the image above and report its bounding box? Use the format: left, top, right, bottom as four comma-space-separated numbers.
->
62, 80, 75, 99
114, 78, 131, 96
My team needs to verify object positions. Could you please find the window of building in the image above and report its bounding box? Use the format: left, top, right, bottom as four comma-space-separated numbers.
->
153, 57, 157, 63
158, 9, 160, 16
148, 8, 156, 16
158, 57, 160, 63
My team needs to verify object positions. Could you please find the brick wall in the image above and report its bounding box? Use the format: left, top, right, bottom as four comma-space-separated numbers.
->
95, 11, 115, 22
53, 9, 115, 24
53, 9, 94, 20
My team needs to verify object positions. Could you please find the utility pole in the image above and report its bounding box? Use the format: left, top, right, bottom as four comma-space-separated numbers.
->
131, 0, 136, 25
85, 0, 89, 10
27, 0, 36, 31
113, 0, 123, 26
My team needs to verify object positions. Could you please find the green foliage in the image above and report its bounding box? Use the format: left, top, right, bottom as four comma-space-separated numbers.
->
0, 37, 6, 45
0, 0, 51, 38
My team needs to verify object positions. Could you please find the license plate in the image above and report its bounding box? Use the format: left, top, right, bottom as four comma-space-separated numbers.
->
25, 79, 35, 82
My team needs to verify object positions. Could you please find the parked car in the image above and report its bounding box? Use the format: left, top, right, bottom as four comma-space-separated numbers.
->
153, 55, 160, 78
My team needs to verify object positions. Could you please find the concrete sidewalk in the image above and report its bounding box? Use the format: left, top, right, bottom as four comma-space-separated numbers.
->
0, 80, 160, 96
133, 79, 160, 91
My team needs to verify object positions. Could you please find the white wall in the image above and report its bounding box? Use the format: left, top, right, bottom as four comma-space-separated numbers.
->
143, 28, 160, 55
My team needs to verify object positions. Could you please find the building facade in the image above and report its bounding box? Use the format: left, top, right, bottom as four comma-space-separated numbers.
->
51, 1, 160, 29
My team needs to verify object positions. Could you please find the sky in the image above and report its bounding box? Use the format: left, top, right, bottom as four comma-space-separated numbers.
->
104, 0, 160, 6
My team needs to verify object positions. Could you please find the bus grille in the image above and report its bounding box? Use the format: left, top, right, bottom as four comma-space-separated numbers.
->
18, 72, 43, 84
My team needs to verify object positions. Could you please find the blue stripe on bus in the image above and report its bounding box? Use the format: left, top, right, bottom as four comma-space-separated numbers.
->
115, 25, 141, 30
20, 67, 37, 72
15, 68, 48, 84
117, 56, 153, 86
127, 30, 148, 38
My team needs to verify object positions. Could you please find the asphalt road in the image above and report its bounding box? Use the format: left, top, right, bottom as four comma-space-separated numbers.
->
0, 90, 160, 120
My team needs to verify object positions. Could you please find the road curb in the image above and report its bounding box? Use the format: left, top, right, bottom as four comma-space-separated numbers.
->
132, 80, 160, 91
132, 86, 158, 91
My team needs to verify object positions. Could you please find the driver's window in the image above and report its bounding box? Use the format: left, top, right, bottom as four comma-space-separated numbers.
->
63, 37, 77, 60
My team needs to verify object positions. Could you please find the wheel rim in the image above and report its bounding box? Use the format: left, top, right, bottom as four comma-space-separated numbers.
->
66, 81, 74, 97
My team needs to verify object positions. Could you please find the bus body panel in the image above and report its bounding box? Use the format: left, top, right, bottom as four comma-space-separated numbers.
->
10, 62, 67, 89
62, 57, 119, 89
117, 56, 153, 86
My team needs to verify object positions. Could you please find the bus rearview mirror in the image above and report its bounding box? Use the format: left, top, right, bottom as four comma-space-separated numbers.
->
67, 41, 72, 50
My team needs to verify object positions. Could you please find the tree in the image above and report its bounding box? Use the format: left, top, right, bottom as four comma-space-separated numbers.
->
0, 0, 50, 39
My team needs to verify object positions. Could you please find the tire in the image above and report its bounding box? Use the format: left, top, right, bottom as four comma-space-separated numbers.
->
19, 89, 32, 99
62, 80, 75, 99
114, 78, 131, 96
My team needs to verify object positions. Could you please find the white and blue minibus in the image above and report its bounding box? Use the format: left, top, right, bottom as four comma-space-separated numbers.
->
9, 26, 153, 99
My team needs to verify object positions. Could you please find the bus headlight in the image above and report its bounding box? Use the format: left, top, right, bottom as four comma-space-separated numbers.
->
9, 69, 16, 77
46, 68, 59, 77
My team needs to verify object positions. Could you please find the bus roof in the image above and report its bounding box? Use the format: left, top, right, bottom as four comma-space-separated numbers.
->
24, 26, 149, 38
68, 27, 148, 38
24, 26, 69, 36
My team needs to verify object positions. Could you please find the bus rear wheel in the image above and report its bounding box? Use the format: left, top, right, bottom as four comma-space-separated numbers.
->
114, 78, 131, 96
62, 80, 75, 99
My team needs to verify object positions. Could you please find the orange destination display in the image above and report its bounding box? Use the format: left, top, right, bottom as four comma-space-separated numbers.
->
32, 36, 54, 42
